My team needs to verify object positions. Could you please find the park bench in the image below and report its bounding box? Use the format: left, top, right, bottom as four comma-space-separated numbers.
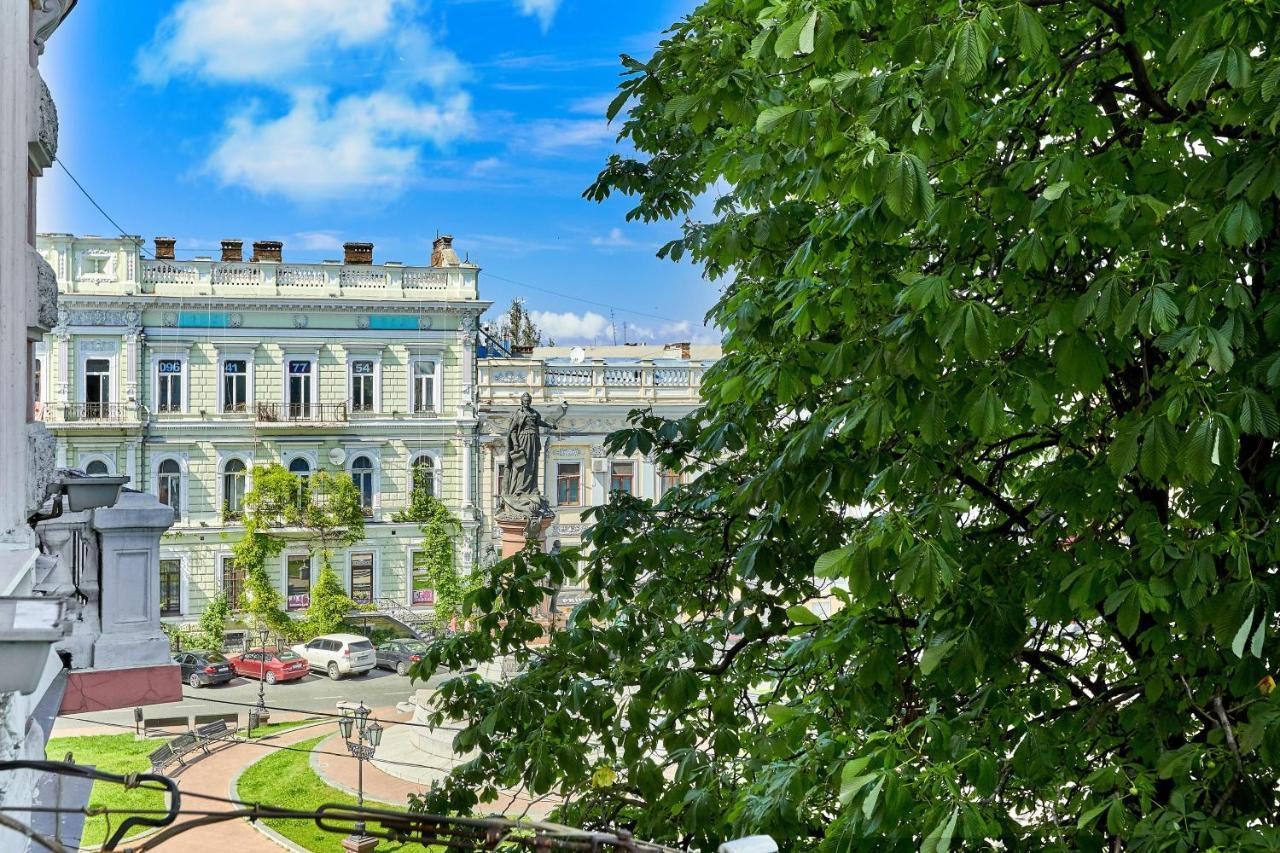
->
149, 733, 200, 773
194, 719, 239, 751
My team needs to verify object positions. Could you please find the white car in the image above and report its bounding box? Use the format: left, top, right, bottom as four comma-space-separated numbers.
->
292, 633, 376, 680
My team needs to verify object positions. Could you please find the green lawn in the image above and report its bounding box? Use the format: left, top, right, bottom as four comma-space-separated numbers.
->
236, 735, 406, 852
45, 733, 166, 849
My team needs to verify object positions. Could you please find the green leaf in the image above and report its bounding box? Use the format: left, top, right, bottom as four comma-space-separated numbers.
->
1222, 199, 1262, 246
1042, 180, 1070, 201
920, 638, 957, 675
950, 19, 989, 82
882, 152, 934, 220
787, 604, 821, 626
756, 104, 798, 133
1012, 4, 1048, 58
797, 10, 818, 55
1232, 609, 1255, 658
815, 543, 857, 578
1172, 48, 1227, 104
1109, 423, 1140, 477
862, 775, 885, 819
774, 14, 808, 57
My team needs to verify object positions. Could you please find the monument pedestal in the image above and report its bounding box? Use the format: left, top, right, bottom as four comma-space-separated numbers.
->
496, 513, 553, 560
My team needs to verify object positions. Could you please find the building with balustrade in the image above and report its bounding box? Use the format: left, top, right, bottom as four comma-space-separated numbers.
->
37, 233, 489, 626
476, 342, 719, 610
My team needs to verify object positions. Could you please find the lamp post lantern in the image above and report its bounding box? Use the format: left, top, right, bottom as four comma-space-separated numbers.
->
338, 700, 383, 850
249, 625, 271, 735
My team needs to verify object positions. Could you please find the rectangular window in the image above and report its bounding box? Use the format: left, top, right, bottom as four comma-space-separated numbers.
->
350, 553, 374, 604
412, 360, 435, 413
556, 463, 581, 506
85, 358, 110, 418
658, 469, 682, 499
287, 360, 312, 418
33, 358, 41, 404
223, 360, 248, 412
350, 360, 375, 412
411, 551, 435, 606
221, 557, 244, 608
610, 461, 635, 497
286, 554, 311, 610
160, 559, 181, 616
157, 359, 183, 413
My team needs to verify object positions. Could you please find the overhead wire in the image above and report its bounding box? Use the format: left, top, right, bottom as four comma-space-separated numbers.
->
483, 271, 685, 325
52, 156, 153, 259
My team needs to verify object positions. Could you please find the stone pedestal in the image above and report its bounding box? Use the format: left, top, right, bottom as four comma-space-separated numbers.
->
341, 833, 379, 853
496, 513, 553, 560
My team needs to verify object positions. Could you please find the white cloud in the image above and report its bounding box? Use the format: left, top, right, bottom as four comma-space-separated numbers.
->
292, 230, 344, 251
590, 227, 637, 249
569, 92, 617, 116
207, 89, 473, 201
138, 0, 402, 85
518, 118, 615, 155
515, 0, 562, 32
469, 157, 503, 176
530, 310, 611, 341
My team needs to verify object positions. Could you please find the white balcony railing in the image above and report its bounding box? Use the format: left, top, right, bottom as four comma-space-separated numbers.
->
479, 359, 709, 404
135, 259, 479, 300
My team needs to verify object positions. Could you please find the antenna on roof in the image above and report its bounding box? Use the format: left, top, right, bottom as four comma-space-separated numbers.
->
610, 310, 617, 346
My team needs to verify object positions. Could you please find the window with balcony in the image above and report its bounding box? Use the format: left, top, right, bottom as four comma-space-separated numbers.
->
556, 463, 581, 506
222, 359, 248, 412
411, 455, 436, 499
221, 556, 244, 607
287, 360, 313, 418
351, 455, 374, 515
350, 552, 374, 604
222, 459, 247, 518
289, 457, 311, 508
84, 358, 110, 418
286, 554, 311, 610
350, 360, 376, 412
157, 358, 183, 413
412, 359, 436, 413
157, 459, 182, 515
160, 559, 181, 617
610, 461, 635, 498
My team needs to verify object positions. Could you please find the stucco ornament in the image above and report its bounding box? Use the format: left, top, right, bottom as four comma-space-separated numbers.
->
32, 249, 58, 331
292, 314, 308, 329
32, 74, 58, 167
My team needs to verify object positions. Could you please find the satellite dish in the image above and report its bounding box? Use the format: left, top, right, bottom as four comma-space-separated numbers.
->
328, 448, 347, 466
569, 346, 586, 364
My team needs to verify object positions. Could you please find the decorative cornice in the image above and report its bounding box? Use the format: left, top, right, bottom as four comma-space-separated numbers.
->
56, 293, 490, 317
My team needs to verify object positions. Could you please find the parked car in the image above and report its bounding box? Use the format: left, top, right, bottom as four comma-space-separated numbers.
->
229, 647, 309, 685
174, 650, 235, 689
375, 639, 429, 676
291, 634, 376, 680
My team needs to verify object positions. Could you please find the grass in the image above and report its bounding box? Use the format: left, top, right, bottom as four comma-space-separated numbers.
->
45, 733, 166, 849
46, 719, 320, 848
236, 734, 405, 852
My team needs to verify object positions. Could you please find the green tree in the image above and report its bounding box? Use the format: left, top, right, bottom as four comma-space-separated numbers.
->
416, 1, 1280, 849
195, 593, 230, 653
496, 297, 547, 348
233, 464, 364, 640
394, 469, 473, 628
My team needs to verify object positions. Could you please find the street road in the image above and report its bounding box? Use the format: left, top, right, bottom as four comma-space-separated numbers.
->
53, 665, 455, 734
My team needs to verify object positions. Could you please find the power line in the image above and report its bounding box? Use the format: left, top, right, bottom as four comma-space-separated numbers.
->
483, 271, 685, 326
53, 156, 153, 258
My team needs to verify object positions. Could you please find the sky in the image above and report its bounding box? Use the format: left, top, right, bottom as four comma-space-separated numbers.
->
38, 0, 719, 345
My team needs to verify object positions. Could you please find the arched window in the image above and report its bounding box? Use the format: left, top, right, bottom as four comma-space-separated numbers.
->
350, 456, 374, 515
412, 455, 435, 500
85, 459, 109, 476
222, 459, 247, 518
157, 459, 182, 513
289, 457, 311, 509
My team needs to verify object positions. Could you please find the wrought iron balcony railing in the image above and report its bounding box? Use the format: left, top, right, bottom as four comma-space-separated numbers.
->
255, 402, 349, 423
51, 402, 143, 423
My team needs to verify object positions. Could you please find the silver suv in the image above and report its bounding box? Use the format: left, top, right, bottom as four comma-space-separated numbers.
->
291, 633, 376, 680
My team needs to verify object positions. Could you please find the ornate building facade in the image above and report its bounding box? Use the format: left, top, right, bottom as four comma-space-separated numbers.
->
37, 233, 488, 625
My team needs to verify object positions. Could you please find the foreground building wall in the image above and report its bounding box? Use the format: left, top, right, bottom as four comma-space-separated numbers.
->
38, 234, 489, 625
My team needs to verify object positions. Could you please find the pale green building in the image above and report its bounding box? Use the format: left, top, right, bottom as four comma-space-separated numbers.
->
36, 233, 488, 628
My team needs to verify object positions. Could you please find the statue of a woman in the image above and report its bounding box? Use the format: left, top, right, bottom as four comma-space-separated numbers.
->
505, 392, 546, 496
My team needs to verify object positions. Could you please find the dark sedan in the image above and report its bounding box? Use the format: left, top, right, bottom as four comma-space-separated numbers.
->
175, 650, 235, 688
375, 639, 429, 676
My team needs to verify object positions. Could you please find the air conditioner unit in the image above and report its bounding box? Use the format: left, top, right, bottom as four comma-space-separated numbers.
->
591, 458, 607, 473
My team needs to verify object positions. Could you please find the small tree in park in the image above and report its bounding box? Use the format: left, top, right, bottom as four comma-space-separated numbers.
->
393, 468, 473, 628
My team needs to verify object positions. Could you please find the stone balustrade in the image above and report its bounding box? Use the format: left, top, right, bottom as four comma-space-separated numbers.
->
119, 258, 477, 300
478, 358, 709, 404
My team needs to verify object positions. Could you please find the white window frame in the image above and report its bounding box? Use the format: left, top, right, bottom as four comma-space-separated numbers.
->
151, 353, 189, 415
346, 450, 381, 515
346, 352, 382, 414
406, 353, 443, 415
281, 351, 319, 417
282, 551, 313, 611
158, 551, 189, 619
78, 348, 118, 408
407, 448, 442, 501
217, 451, 253, 521
79, 452, 115, 475
347, 549, 379, 604
216, 350, 255, 414
152, 453, 188, 520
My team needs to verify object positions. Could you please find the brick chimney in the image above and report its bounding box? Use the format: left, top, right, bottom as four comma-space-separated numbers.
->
221, 239, 244, 262
343, 242, 373, 265
431, 234, 460, 267
251, 240, 283, 262
154, 237, 175, 260
663, 341, 692, 359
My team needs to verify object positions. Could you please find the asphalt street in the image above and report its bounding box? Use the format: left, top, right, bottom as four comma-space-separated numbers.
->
54, 665, 455, 734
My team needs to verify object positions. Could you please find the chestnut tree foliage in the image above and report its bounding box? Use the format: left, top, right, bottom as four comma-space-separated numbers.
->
418, 1, 1280, 848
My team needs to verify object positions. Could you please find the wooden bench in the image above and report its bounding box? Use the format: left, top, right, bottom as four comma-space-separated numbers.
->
147, 743, 174, 773
149, 733, 201, 772
194, 719, 238, 751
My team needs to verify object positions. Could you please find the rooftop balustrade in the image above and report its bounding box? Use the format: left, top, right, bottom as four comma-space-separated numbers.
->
478, 358, 711, 405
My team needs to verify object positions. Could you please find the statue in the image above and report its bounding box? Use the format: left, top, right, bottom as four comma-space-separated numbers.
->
499, 394, 566, 522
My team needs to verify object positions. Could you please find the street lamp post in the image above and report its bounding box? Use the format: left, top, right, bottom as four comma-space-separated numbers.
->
338, 701, 383, 851
249, 626, 271, 735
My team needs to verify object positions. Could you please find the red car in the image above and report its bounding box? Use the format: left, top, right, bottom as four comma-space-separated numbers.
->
229, 647, 309, 684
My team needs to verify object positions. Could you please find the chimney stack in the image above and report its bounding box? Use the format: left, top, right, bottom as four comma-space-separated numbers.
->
221, 239, 244, 262
251, 240, 283, 262
431, 234, 460, 267
343, 242, 373, 265
664, 341, 692, 359
154, 237, 175, 260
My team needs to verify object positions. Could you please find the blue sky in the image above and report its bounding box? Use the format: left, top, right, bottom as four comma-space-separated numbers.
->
39, 0, 717, 344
